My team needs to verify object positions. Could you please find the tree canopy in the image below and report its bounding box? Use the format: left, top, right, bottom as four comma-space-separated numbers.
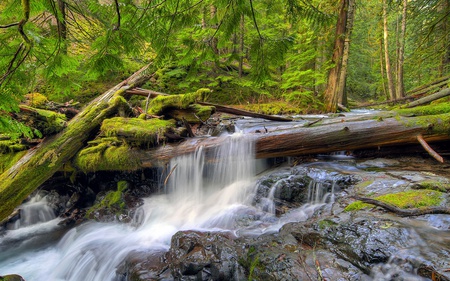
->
1, 0, 449, 137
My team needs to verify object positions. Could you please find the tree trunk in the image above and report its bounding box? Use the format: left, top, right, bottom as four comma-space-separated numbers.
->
337, 0, 356, 107
239, 14, 245, 78
396, 0, 407, 99
383, 0, 396, 100
405, 87, 450, 108
324, 0, 350, 112
0, 65, 153, 222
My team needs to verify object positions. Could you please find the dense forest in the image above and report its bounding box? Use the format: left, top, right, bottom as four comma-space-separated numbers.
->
1, 0, 449, 138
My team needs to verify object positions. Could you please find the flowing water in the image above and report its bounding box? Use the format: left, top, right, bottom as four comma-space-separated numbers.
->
0, 133, 334, 280
1, 128, 448, 280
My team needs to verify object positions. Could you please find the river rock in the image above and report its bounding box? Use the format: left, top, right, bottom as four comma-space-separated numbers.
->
0, 274, 26, 281
166, 230, 246, 280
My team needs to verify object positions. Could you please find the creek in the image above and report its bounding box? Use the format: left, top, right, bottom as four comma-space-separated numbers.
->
0, 116, 449, 281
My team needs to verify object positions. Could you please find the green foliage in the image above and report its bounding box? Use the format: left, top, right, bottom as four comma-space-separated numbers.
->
345, 189, 444, 211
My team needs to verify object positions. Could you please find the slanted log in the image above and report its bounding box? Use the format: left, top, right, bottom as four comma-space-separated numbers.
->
405, 88, 450, 108
0, 65, 153, 222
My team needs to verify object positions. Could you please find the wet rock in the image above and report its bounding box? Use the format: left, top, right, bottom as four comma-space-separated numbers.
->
280, 214, 450, 280
167, 230, 246, 280
0, 274, 26, 281
116, 250, 171, 281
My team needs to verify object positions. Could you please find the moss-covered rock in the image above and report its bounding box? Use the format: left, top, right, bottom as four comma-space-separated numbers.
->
345, 189, 445, 211
73, 139, 140, 173
86, 180, 129, 221
413, 180, 450, 192
101, 117, 176, 147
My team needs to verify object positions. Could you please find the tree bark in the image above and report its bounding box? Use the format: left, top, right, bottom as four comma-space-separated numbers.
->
336, 0, 356, 107
0, 65, 153, 222
132, 113, 450, 167
396, 0, 407, 99
324, 0, 349, 112
383, 0, 396, 100
405, 87, 450, 108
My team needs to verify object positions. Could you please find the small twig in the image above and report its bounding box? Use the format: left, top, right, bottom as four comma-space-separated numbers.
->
182, 117, 196, 137
417, 134, 444, 163
164, 163, 178, 186
304, 118, 324, 127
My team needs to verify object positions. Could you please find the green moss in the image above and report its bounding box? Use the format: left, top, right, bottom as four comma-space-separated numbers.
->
396, 102, 450, 116
345, 189, 444, 211
101, 117, 175, 147
318, 219, 338, 229
73, 140, 140, 172
0, 140, 28, 154
238, 101, 306, 115
414, 180, 450, 192
86, 181, 129, 218
25, 92, 48, 108
147, 89, 210, 115
0, 151, 27, 174
20, 105, 67, 134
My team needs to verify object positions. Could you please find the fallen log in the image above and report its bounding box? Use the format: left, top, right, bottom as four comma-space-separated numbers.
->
126, 88, 293, 122
0, 65, 153, 222
118, 112, 450, 167
405, 87, 450, 108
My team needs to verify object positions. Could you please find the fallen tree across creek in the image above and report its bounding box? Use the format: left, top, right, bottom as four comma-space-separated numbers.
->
1, 78, 450, 222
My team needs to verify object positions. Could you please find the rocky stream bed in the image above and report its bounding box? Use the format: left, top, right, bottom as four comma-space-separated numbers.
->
1, 150, 449, 281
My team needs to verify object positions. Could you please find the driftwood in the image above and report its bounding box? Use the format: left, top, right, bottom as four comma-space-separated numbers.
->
353, 196, 450, 216
0, 65, 153, 222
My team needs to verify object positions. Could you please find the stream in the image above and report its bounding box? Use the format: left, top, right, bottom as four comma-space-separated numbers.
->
0, 115, 449, 280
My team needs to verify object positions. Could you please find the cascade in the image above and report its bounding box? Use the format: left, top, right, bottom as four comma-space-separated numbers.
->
0, 133, 267, 280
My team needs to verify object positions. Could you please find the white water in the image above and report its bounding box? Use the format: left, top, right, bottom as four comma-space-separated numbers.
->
0, 133, 342, 281
0, 133, 328, 280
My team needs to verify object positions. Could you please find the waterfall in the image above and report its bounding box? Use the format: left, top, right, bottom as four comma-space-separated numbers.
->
0, 133, 262, 281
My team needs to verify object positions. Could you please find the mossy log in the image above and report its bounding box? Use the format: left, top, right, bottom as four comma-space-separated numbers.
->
87, 112, 449, 168
0, 65, 153, 222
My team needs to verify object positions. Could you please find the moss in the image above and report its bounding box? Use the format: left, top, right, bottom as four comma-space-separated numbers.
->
237, 101, 306, 115
73, 141, 140, 172
413, 180, 450, 192
20, 105, 67, 135
147, 89, 210, 115
345, 189, 445, 211
86, 181, 129, 218
318, 219, 338, 229
0, 140, 28, 154
396, 102, 450, 116
101, 117, 175, 147
25, 92, 48, 107
0, 151, 27, 174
